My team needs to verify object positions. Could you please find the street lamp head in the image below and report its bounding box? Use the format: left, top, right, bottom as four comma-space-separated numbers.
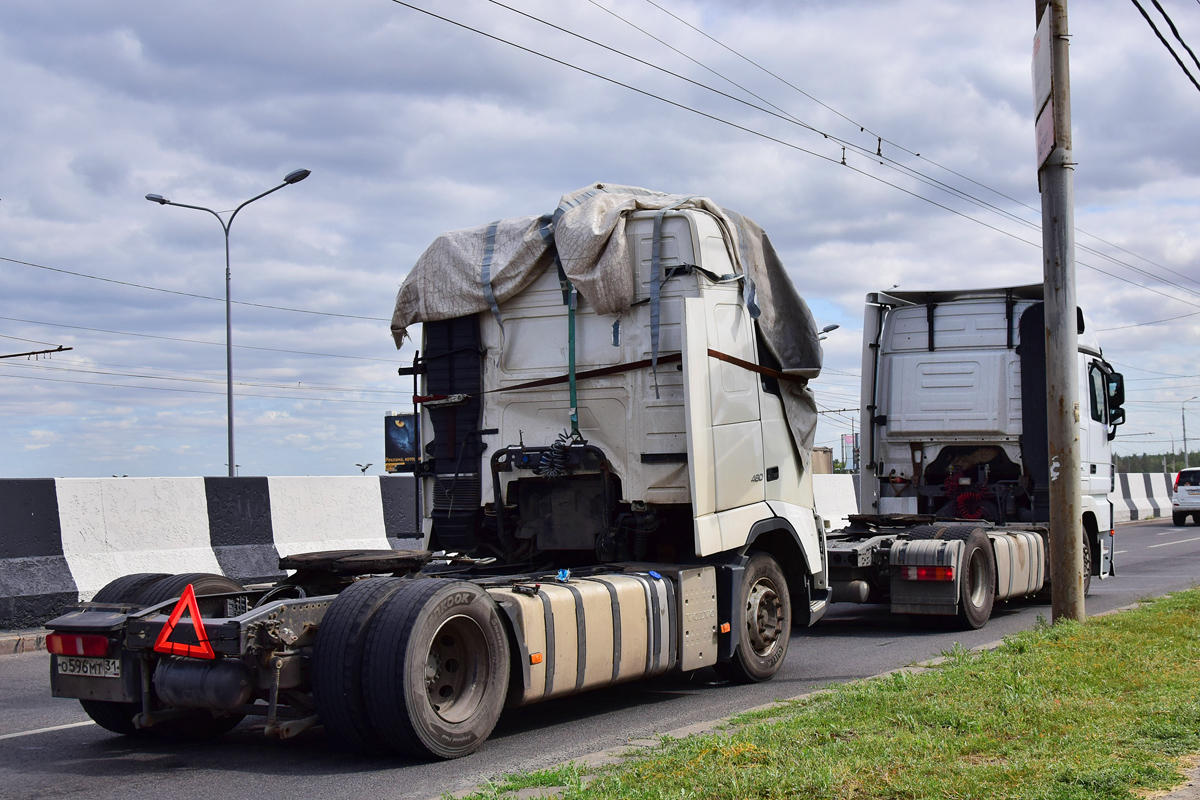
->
145, 193, 169, 205
820, 324, 840, 335
283, 169, 311, 185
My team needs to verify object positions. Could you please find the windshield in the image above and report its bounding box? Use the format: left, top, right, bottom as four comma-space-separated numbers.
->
1178, 471, 1200, 487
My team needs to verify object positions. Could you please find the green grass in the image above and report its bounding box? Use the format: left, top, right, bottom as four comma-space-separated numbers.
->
460, 590, 1200, 800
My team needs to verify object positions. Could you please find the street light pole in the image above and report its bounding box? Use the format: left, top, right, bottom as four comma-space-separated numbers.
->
146, 168, 311, 477
1184, 397, 1198, 469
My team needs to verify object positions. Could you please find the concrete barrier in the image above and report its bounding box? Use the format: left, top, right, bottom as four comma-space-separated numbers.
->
0, 480, 79, 630
0, 469, 1175, 629
811, 471, 1171, 529
1109, 473, 1174, 523
0, 476, 419, 628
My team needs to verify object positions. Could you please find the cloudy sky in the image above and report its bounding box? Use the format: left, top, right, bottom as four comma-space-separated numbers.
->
2, 0, 1197, 478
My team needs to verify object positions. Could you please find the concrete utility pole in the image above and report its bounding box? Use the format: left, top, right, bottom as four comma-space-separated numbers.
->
1184, 397, 1197, 468
1035, 0, 1084, 622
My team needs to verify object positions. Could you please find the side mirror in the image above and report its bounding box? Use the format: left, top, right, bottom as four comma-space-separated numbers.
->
1107, 407, 1126, 441
1107, 372, 1125, 408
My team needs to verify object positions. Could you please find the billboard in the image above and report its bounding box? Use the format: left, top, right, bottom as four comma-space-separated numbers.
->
385, 414, 418, 473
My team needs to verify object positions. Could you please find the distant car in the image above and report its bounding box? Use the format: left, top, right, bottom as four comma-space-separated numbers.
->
1173, 468, 1200, 525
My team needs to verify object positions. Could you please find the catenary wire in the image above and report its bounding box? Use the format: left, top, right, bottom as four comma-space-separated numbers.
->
29, 355, 400, 392
2, 359, 403, 396
1129, 0, 1200, 93
0, 255, 389, 322
0, 370, 396, 405
638, 0, 1200, 295
1150, 0, 1200, 74
392, 1, 1200, 315
0, 315, 400, 363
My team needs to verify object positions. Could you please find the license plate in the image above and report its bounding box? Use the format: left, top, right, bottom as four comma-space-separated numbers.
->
57, 656, 121, 679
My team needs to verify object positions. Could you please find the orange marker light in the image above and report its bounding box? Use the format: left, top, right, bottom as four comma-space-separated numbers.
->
719, 623, 731, 634
530, 652, 544, 665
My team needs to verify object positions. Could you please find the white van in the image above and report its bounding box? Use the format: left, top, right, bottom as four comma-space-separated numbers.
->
1172, 467, 1200, 525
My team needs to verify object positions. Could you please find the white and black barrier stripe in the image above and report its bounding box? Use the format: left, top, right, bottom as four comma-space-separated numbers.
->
810, 472, 1174, 528
1109, 473, 1174, 523
0, 476, 418, 629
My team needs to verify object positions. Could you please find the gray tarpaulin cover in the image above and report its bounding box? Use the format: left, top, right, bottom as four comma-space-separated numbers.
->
391, 183, 824, 470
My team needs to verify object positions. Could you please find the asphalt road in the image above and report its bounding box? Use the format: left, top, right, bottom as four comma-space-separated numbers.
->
3, 517, 1198, 800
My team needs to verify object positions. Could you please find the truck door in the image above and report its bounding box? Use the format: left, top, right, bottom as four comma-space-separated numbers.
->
681, 291, 766, 517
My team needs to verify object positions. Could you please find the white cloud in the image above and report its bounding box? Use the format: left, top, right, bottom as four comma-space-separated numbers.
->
1, 0, 1197, 475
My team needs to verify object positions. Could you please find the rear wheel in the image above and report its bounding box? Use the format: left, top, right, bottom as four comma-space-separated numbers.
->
1082, 531, 1093, 598
715, 552, 791, 684
78, 573, 245, 739
362, 579, 510, 760
91, 573, 168, 605
312, 577, 406, 752
1174, 512, 1187, 526
133, 573, 242, 608
957, 530, 996, 630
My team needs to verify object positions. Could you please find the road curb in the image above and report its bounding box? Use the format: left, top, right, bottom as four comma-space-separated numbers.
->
0, 629, 48, 656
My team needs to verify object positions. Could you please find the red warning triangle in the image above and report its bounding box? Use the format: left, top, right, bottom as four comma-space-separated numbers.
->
153, 584, 216, 659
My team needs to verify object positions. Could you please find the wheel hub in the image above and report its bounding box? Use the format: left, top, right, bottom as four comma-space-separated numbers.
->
746, 578, 784, 656
424, 615, 490, 724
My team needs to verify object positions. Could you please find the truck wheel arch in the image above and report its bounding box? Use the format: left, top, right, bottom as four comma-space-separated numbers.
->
739, 519, 813, 624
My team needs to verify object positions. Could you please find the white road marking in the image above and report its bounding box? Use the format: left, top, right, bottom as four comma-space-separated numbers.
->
1147, 536, 1200, 549
0, 721, 94, 741
1158, 528, 1188, 535
1114, 550, 1128, 554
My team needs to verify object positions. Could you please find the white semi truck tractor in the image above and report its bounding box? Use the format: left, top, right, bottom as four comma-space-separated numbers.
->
821, 286, 1125, 623
42, 187, 1120, 761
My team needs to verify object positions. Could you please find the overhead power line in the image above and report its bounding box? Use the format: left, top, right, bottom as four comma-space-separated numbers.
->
4, 358, 403, 396
0, 315, 399, 363
1130, 0, 1200, 93
634, 0, 1200, 295
0, 370, 395, 406
388, 1, 1200, 318
0, 255, 389, 322
1098, 309, 1200, 331
1150, 0, 1200, 74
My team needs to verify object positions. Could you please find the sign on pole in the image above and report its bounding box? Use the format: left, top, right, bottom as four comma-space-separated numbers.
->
1032, 6, 1055, 167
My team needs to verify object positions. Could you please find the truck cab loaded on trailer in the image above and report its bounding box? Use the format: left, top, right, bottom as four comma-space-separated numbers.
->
45, 184, 831, 759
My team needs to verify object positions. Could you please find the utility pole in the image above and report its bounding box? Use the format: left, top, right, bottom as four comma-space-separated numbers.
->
1184, 397, 1196, 468
1034, 0, 1084, 622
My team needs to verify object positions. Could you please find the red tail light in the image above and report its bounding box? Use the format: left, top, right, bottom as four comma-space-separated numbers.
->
899, 565, 955, 581
1175, 474, 1180, 491
46, 633, 111, 657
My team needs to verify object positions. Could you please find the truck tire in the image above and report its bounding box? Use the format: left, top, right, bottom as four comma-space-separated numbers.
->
312, 577, 406, 752
715, 552, 791, 684
1083, 531, 1093, 598
957, 529, 995, 630
78, 573, 245, 739
362, 579, 510, 760
134, 573, 243, 608
91, 573, 169, 605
